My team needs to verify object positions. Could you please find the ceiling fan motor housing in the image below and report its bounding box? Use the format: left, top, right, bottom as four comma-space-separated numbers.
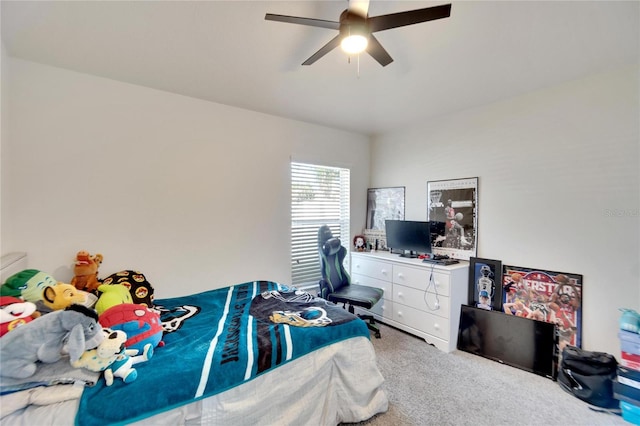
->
339, 10, 368, 40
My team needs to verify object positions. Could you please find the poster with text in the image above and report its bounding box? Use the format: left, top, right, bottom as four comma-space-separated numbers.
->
502, 265, 583, 350
366, 186, 405, 231
427, 177, 478, 260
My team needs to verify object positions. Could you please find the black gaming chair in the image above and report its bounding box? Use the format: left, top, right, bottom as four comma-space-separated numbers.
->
318, 225, 383, 338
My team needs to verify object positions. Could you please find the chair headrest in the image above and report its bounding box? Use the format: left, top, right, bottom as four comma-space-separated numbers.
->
322, 237, 342, 256
318, 225, 333, 248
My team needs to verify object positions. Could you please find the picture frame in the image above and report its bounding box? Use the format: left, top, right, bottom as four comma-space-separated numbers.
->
427, 177, 478, 260
363, 229, 387, 251
502, 265, 583, 349
468, 257, 503, 311
366, 186, 405, 231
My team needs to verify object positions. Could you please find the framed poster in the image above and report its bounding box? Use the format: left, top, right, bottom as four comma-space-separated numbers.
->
468, 257, 502, 311
502, 265, 583, 350
427, 177, 478, 260
366, 186, 405, 230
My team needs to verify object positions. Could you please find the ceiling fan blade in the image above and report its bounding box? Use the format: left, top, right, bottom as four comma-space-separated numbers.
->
348, 0, 370, 18
366, 34, 393, 67
368, 4, 452, 33
265, 13, 340, 30
302, 34, 342, 65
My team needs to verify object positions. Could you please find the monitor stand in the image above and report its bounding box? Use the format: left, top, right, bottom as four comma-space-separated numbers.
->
399, 251, 418, 258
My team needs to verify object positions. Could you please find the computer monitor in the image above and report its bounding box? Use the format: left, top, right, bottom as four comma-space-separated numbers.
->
384, 220, 432, 258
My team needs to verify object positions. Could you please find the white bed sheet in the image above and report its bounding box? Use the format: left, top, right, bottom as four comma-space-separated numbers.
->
2, 336, 388, 425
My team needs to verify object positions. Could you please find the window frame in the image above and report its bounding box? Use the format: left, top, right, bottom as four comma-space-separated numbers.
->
290, 161, 350, 290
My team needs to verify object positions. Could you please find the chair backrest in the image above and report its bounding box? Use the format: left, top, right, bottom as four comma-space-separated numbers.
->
317, 225, 350, 298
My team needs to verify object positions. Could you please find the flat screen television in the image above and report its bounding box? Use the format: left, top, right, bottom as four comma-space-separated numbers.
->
385, 220, 432, 258
457, 304, 559, 380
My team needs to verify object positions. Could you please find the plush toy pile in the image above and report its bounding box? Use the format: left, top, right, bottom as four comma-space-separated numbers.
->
0, 250, 162, 387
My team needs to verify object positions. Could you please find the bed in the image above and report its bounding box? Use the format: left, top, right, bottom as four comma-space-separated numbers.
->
0, 280, 388, 425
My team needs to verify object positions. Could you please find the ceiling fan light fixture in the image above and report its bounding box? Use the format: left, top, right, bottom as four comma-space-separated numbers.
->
265, 3, 452, 66
341, 34, 368, 54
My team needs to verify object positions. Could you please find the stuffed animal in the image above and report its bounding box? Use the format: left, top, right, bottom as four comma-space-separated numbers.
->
42, 283, 91, 311
101, 270, 155, 307
0, 296, 39, 337
0, 304, 104, 379
95, 284, 132, 315
99, 303, 164, 354
1, 269, 58, 303
71, 251, 104, 293
72, 328, 153, 386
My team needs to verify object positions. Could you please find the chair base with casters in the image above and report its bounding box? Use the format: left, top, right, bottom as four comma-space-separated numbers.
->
317, 225, 384, 339
322, 283, 383, 338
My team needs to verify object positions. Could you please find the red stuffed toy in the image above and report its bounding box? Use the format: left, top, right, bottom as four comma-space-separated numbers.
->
0, 296, 39, 337
99, 304, 164, 353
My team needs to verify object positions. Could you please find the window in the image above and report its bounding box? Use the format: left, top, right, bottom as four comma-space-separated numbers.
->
291, 162, 350, 289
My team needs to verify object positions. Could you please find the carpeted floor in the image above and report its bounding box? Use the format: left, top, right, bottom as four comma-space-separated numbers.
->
348, 323, 628, 426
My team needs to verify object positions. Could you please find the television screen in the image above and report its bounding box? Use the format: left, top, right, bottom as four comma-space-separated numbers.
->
385, 220, 432, 257
457, 304, 558, 380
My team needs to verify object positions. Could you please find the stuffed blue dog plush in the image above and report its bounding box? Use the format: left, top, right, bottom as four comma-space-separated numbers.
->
0, 304, 104, 379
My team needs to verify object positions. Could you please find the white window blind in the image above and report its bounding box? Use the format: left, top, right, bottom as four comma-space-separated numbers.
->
291, 162, 350, 288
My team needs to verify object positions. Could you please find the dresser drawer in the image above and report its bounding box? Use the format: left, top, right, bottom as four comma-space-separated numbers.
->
368, 298, 393, 320
394, 264, 451, 296
393, 264, 429, 289
393, 284, 450, 319
351, 257, 392, 282
355, 299, 392, 320
393, 304, 450, 341
351, 273, 392, 301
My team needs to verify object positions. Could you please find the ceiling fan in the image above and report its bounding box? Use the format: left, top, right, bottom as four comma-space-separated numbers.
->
265, 1, 452, 67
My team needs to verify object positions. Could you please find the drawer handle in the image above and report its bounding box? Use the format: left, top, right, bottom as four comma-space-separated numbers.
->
381, 269, 388, 275
397, 311, 403, 317
397, 272, 404, 279
434, 323, 440, 330
397, 292, 404, 298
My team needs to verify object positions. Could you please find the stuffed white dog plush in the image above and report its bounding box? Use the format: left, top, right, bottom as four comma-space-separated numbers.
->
72, 328, 152, 386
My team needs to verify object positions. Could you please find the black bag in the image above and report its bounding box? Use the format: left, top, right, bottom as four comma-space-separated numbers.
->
557, 345, 619, 409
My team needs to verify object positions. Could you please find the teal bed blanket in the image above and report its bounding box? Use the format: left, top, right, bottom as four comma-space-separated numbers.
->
76, 281, 369, 425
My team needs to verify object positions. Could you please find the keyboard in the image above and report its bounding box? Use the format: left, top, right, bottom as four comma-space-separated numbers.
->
422, 258, 460, 266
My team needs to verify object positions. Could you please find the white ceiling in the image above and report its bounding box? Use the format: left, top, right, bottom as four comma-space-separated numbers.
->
2, 1, 639, 136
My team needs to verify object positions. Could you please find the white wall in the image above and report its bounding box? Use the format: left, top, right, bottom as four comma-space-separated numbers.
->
371, 65, 640, 355
1, 58, 370, 297
1, 38, 10, 248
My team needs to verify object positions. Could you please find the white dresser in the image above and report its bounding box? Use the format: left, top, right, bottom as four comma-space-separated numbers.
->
351, 251, 469, 353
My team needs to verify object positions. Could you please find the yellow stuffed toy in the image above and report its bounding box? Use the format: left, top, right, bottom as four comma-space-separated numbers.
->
42, 283, 94, 311
71, 251, 104, 293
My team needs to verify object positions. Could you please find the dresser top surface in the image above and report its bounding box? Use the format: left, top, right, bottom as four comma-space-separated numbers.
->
351, 251, 469, 271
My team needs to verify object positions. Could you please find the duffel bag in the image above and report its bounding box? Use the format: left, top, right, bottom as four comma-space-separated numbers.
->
557, 345, 619, 409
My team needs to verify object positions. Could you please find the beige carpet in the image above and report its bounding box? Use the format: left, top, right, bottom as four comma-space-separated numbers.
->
347, 322, 627, 426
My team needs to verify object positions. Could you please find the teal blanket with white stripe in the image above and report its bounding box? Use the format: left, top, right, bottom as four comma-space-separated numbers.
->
76, 281, 369, 425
